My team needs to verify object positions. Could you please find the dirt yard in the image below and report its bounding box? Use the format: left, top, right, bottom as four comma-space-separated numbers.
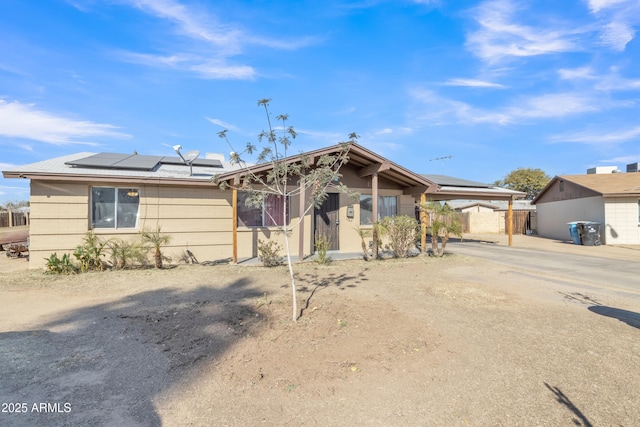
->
0, 243, 639, 426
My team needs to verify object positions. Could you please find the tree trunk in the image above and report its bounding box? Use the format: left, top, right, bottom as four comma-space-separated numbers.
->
283, 229, 297, 322
154, 248, 162, 269
372, 224, 379, 260
439, 234, 449, 257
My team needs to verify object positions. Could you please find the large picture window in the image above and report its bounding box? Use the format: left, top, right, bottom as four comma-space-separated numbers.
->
91, 187, 140, 229
360, 195, 397, 225
238, 192, 289, 227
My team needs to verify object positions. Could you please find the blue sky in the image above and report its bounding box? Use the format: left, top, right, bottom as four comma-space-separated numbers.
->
2, 0, 640, 203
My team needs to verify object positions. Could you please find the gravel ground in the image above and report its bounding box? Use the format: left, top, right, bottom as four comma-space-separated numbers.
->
0, 234, 639, 426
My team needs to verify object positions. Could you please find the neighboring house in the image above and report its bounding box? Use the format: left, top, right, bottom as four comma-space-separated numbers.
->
3, 143, 524, 268
421, 175, 530, 234
533, 172, 640, 244
444, 199, 536, 235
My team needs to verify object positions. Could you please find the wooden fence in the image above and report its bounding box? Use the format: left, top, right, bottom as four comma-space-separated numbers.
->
0, 210, 30, 228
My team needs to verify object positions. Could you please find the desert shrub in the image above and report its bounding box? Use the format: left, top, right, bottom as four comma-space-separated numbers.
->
140, 226, 172, 268
314, 234, 333, 265
107, 239, 149, 269
73, 231, 108, 272
258, 239, 284, 267
44, 253, 77, 275
379, 215, 418, 258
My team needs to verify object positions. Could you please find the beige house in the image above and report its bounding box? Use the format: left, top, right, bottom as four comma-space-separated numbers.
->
3, 143, 523, 268
533, 173, 640, 244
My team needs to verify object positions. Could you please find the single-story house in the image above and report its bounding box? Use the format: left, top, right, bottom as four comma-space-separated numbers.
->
3, 142, 524, 268
533, 172, 640, 244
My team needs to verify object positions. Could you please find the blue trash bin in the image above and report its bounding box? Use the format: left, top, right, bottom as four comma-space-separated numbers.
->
567, 222, 582, 245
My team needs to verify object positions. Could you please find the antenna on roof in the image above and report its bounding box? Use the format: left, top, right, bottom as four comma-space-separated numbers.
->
173, 145, 200, 176
429, 155, 453, 172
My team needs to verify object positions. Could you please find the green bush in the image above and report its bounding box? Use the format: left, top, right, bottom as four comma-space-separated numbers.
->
258, 239, 284, 267
44, 253, 77, 275
379, 215, 418, 258
73, 231, 108, 272
314, 234, 333, 265
107, 239, 149, 269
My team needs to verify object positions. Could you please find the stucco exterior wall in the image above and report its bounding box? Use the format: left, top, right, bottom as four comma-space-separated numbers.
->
29, 180, 234, 269
603, 197, 640, 244
536, 196, 605, 242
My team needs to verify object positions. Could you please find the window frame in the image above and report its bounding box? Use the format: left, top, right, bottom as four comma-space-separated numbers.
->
359, 194, 398, 225
237, 192, 290, 228
90, 186, 140, 230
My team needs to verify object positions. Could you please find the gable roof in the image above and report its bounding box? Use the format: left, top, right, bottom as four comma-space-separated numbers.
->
533, 173, 640, 203
214, 142, 438, 194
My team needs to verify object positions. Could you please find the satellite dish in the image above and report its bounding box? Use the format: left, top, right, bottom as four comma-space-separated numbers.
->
172, 145, 200, 176
183, 150, 200, 164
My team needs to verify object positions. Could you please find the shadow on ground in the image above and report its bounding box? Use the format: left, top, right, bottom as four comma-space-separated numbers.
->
588, 306, 640, 329
0, 278, 263, 426
545, 382, 593, 427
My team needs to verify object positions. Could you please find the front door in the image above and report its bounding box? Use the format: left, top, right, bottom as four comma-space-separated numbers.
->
314, 193, 339, 251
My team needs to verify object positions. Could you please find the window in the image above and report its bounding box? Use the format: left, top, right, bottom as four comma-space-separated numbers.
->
238, 192, 289, 227
359, 195, 397, 225
91, 187, 140, 229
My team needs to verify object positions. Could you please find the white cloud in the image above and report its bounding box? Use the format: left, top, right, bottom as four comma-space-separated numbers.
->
113, 0, 317, 79
410, 86, 629, 126
599, 154, 640, 163
587, 0, 629, 14
599, 21, 635, 50
116, 52, 256, 80
550, 126, 640, 145
466, 0, 579, 63
206, 117, 240, 132
508, 93, 603, 119
0, 100, 130, 145
376, 128, 393, 135
443, 78, 506, 88
558, 66, 597, 80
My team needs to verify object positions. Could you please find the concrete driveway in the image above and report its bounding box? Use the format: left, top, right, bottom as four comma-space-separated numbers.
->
448, 233, 640, 298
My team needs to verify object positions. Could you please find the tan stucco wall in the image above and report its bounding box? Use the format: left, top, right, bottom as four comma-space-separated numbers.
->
29, 181, 234, 268
536, 196, 605, 242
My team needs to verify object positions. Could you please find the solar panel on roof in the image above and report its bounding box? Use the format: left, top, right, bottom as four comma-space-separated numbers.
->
65, 152, 223, 171
115, 155, 164, 170
160, 156, 222, 167
66, 153, 132, 168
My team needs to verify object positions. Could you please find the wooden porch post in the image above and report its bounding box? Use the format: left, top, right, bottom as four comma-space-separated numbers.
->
232, 185, 238, 264
508, 197, 513, 247
420, 193, 427, 254
8, 209, 13, 228
372, 172, 379, 222
298, 176, 306, 262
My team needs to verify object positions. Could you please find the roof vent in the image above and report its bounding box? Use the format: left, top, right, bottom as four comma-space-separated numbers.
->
587, 166, 619, 174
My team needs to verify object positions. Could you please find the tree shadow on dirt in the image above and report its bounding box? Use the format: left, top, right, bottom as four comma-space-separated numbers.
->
588, 306, 640, 329
294, 269, 369, 318
0, 278, 263, 427
544, 382, 593, 427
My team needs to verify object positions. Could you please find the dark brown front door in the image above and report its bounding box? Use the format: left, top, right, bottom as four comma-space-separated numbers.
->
314, 193, 339, 251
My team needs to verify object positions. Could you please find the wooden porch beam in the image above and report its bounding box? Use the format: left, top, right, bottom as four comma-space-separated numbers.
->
358, 161, 391, 178
403, 185, 430, 195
